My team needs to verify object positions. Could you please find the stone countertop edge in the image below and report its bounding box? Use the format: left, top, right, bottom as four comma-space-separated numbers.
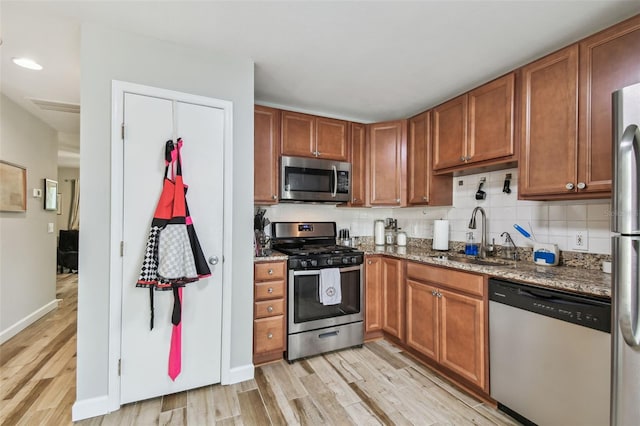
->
362, 246, 611, 299
252, 247, 611, 299
253, 251, 288, 262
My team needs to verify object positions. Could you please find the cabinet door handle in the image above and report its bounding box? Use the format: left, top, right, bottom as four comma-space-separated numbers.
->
267, 305, 274, 313
422, 196, 427, 201
367, 260, 372, 265
437, 292, 442, 298
272, 194, 277, 200
577, 182, 586, 190
396, 198, 400, 203
267, 287, 274, 294
466, 155, 472, 161
460, 156, 466, 162
565, 183, 575, 191
268, 269, 273, 275
267, 332, 273, 339
432, 290, 437, 296
353, 198, 358, 202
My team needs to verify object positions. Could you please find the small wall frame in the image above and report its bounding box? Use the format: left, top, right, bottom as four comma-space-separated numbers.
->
0, 160, 27, 212
44, 178, 58, 211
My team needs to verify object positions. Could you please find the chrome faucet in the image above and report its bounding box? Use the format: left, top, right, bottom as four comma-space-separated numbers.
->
468, 207, 488, 258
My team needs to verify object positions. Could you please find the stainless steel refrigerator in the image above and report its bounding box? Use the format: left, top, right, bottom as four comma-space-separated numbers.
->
611, 81, 640, 425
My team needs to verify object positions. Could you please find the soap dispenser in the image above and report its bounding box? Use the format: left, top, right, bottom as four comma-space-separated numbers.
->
465, 232, 478, 256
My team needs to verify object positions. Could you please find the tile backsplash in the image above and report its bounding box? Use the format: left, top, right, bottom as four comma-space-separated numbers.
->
260, 168, 613, 255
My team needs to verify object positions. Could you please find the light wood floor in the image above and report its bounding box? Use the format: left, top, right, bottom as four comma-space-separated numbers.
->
1, 274, 520, 425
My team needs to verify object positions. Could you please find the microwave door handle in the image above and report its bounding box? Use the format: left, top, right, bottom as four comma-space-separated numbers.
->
332, 165, 338, 198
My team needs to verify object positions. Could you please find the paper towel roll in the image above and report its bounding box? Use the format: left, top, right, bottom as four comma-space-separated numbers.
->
433, 220, 449, 250
374, 220, 385, 245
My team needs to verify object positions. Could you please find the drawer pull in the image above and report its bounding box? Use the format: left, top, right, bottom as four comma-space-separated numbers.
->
267, 287, 274, 294
267, 305, 274, 313
319, 330, 339, 339
267, 332, 273, 339
268, 269, 273, 275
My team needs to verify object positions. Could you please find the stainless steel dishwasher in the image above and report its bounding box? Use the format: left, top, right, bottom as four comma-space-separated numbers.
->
489, 278, 611, 426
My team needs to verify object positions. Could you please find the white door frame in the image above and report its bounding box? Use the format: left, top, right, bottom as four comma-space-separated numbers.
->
108, 80, 234, 412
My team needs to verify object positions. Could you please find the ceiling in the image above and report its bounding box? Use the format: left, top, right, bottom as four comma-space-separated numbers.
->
2, 1, 639, 167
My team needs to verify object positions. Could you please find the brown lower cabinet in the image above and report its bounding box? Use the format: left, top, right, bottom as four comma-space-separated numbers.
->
405, 261, 486, 391
365, 256, 488, 393
253, 260, 287, 364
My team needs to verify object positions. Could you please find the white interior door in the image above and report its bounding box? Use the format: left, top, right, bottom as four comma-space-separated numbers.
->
120, 92, 224, 404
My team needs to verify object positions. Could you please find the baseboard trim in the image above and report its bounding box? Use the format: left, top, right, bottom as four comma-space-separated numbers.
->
72, 395, 111, 421
223, 363, 254, 385
0, 299, 61, 344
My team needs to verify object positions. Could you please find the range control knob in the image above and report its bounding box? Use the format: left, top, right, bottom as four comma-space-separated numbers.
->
351, 256, 358, 263
300, 260, 308, 268
327, 258, 333, 266
342, 257, 350, 264
310, 259, 318, 267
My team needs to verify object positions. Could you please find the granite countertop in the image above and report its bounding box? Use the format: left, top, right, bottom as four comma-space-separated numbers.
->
361, 244, 611, 299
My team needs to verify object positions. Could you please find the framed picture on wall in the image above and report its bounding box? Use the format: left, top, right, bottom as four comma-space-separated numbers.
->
44, 178, 58, 211
0, 160, 27, 212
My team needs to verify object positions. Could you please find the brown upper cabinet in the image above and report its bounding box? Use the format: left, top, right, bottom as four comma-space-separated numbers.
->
254, 105, 280, 204
367, 120, 407, 206
520, 15, 640, 199
281, 110, 348, 161
407, 110, 453, 206
578, 15, 640, 196
433, 73, 516, 173
519, 45, 579, 198
349, 122, 367, 206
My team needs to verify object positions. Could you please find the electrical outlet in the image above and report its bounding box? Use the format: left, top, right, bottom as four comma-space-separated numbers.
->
571, 230, 588, 251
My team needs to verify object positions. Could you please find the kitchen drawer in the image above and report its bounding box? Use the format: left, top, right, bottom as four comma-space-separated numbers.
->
254, 316, 285, 354
407, 261, 484, 297
254, 261, 286, 281
255, 299, 285, 318
255, 280, 285, 301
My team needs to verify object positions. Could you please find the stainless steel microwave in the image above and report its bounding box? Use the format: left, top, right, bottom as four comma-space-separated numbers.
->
280, 155, 351, 203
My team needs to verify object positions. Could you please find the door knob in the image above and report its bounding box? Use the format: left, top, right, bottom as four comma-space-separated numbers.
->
208, 256, 219, 265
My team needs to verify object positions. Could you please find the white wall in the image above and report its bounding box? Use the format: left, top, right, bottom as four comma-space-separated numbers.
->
0, 94, 58, 342
56, 167, 79, 231
264, 168, 612, 255
77, 23, 254, 408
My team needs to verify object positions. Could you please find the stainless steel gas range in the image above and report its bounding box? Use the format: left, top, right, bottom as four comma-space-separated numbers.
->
270, 222, 364, 361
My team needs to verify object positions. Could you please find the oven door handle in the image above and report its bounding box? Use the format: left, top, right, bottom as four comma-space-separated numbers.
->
291, 264, 362, 276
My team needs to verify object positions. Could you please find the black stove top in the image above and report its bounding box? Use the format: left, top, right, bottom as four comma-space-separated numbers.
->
270, 221, 364, 270
275, 244, 357, 256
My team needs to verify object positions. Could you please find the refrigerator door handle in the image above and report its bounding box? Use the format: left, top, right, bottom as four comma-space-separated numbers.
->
616, 237, 640, 348
613, 124, 640, 234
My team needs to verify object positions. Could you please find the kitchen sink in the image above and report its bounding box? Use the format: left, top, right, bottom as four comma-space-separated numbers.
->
430, 255, 516, 267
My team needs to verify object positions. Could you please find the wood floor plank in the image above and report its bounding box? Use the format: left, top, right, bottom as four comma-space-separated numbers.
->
0, 344, 26, 368
161, 391, 188, 412
254, 367, 287, 425
289, 395, 326, 426
261, 361, 308, 400
347, 382, 396, 426
215, 415, 245, 425
474, 403, 521, 426
305, 356, 360, 406
237, 389, 270, 425
187, 385, 216, 424
130, 397, 163, 425
1, 377, 53, 425
158, 407, 187, 425
365, 341, 410, 370
254, 366, 300, 425
343, 401, 383, 425
299, 373, 352, 425
211, 380, 241, 419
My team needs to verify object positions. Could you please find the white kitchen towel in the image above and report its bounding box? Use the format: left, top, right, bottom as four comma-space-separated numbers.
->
319, 268, 342, 306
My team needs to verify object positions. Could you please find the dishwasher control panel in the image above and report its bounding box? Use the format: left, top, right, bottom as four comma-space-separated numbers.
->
489, 278, 611, 333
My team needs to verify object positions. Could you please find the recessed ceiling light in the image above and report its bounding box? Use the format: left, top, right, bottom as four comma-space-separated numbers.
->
12, 57, 43, 71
